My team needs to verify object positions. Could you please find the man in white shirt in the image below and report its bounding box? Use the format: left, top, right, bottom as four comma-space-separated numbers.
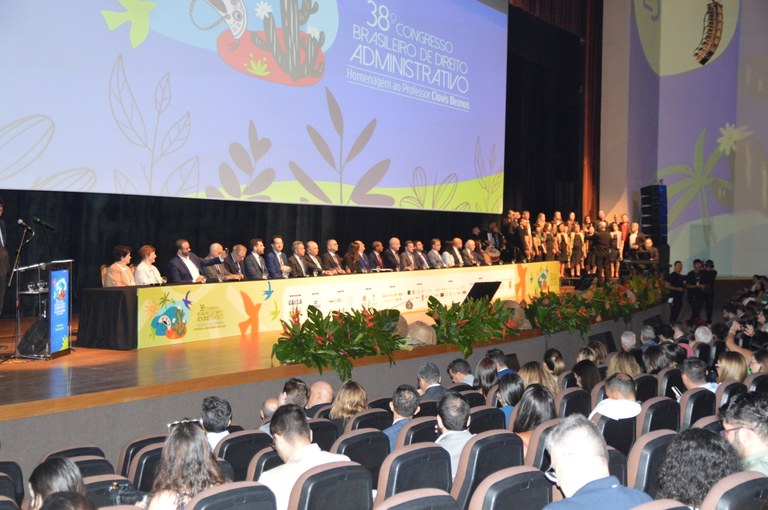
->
259, 404, 350, 510
435, 393, 474, 479
447, 358, 475, 388
589, 373, 641, 420
681, 358, 718, 393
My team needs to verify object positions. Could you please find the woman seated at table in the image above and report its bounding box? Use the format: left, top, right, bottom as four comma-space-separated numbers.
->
104, 245, 135, 287
134, 244, 164, 286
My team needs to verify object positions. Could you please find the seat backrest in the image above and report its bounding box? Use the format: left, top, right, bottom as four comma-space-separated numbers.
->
635, 374, 659, 402
695, 343, 711, 365
467, 466, 551, 510
626, 429, 676, 498
744, 372, 768, 394
592, 414, 636, 457
484, 385, 499, 407
691, 415, 723, 434
127, 443, 163, 493
116, 434, 166, 477
375, 444, 452, 507
636, 397, 680, 437
631, 499, 690, 510
68, 455, 115, 477
710, 341, 727, 368
308, 419, 340, 452
331, 428, 390, 484
213, 430, 273, 482
187, 481, 277, 510
657, 367, 685, 400
468, 407, 506, 434
0, 460, 24, 506
504, 406, 520, 432
247, 447, 283, 481
679, 387, 716, 431
591, 381, 607, 409
557, 371, 577, 390
555, 387, 591, 418
460, 391, 486, 409
368, 397, 393, 412
395, 417, 439, 448
524, 418, 561, 469
315, 404, 332, 419
82, 474, 133, 508
290, 461, 372, 510
449, 383, 474, 392
716, 380, 747, 408
0, 495, 18, 510
607, 447, 628, 486
0, 476, 14, 505
450, 431, 524, 510
699, 470, 768, 510
100, 264, 108, 287
346, 409, 393, 432
41, 445, 106, 463
375, 488, 459, 510
415, 400, 439, 418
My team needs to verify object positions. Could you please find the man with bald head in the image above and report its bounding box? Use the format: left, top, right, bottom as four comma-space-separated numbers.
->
305, 380, 335, 418
203, 243, 242, 281
443, 237, 464, 268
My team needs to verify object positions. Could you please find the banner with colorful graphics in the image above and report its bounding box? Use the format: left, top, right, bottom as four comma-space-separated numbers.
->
136, 262, 558, 348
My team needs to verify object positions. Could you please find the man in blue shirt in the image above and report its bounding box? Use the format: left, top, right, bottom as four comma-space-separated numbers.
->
382, 384, 420, 452
543, 414, 651, 509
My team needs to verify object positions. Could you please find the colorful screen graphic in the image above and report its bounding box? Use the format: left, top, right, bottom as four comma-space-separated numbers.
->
49, 269, 70, 354
0, 0, 508, 213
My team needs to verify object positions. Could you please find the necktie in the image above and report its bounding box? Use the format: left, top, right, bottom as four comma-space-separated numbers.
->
377, 253, 383, 268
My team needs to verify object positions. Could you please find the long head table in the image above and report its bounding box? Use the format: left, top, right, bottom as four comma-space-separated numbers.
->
78, 262, 560, 350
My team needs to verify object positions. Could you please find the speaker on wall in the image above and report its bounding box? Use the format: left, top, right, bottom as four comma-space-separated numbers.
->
640, 184, 668, 245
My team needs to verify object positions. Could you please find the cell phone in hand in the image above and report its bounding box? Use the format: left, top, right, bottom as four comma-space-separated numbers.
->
671, 386, 683, 399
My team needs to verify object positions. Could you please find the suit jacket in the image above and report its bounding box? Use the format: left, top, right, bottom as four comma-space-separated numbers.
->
304, 254, 324, 276
399, 250, 416, 271
321, 251, 343, 272
288, 254, 310, 278
427, 249, 445, 269
223, 256, 244, 276
244, 252, 268, 280
368, 250, 385, 270
266, 251, 290, 279
202, 257, 233, 281
383, 418, 411, 452
414, 250, 430, 270
104, 263, 135, 287
167, 253, 220, 283
444, 247, 464, 267
461, 248, 479, 267
382, 248, 401, 270
589, 231, 612, 257
421, 384, 446, 402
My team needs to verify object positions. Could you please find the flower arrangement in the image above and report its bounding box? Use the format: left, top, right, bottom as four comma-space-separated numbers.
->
526, 291, 593, 336
272, 305, 406, 381
427, 296, 519, 358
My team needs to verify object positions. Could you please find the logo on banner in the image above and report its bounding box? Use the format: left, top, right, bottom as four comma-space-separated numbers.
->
149, 290, 192, 339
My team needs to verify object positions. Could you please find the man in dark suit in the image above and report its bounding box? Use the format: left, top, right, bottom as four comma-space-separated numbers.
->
304, 240, 328, 276
265, 235, 291, 279
368, 240, 385, 271
382, 237, 401, 270
244, 238, 268, 280
167, 239, 223, 283
288, 241, 310, 278
321, 239, 344, 275
462, 239, 484, 266
443, 237, 465, 268
383, 385, 420, 452
0, 199, 8, 318
413, 240, 430, 270
400, 240, 417, 271
417, 362, 446, 402
427, 238, 446, 269
588, 221, 612, 286
223, 244, 246, 278
202, 243, 242, 282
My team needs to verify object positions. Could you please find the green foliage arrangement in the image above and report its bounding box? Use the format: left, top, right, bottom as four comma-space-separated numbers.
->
272, 305, 406, 381
427, 296, 519, 358
526, 291, 593, 336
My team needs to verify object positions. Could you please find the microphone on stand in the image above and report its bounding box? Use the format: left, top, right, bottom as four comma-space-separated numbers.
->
32, 217, 56, 230
17, 219, 32, 230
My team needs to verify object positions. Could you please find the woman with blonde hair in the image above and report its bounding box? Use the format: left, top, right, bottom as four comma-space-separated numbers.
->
575, 347, 596, 363
519, 361, 559, 397
606, 351, 642, 378
716, 351, 748, 383
329, 380, 368, 435
587, 341, 608, 366
543, 348, 565, 376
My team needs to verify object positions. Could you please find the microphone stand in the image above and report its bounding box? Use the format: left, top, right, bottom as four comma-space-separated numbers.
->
1, 227, 34, 362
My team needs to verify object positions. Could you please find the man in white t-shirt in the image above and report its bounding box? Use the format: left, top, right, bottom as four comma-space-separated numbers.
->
589, 373, 641, 420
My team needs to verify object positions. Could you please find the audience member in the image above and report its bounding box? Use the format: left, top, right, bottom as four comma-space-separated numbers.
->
40, 492, 95, 510
572, 360, 601, 394
383, 384, 420, 451
680, 358, 717, 393
639, 325, 657, 348
575, 347, 596, 363
641, 345, 669, 375
259, 404, 350, 510
417, 362, 446, 401
605, 351, 642, 378
201, 395, 232, 450
543, 414, 652, 509
28, 458, 85, 510
486, 348, 515, 378
329, 380, 368, 435
258, 397, 279, 434
543, 348, 566, 377
691, 325, 713, 354
656, 428, 740, 508
435, 393, 474, 479
750, 349, 768, 374
305, 381, 334, 418
519, 361, 559, 397
722, 392, 768, 475
474, 357, 498, 398
512, 384, 556, 457
716, 351, 748, 383
446, 358, 475, 387
586, 342, 608, 366
588, 373, 641, 420
619, 331, 638, 352
147, 419, 224, 510
659, 341, 686, 367
497, 373, 525, 427
279, 378, 311, 408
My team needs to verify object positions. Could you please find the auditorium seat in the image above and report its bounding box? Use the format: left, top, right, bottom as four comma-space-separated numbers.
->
213, 430, 272, 482
331, 428, 389, 483
41, 445, 106, 462
744, 372, 768, 394
460, 391, 486, 408
0, 496, 17, 510
631, 499, 689, 509
345, 409, 392, 432
607, 447, 628, 486
246, 447, 283, 481
116, 434, 166, 477
555, 387, 591, 418
636, 397, 680, 437
395, 417, 439, 448
449, 383, 475, 392
557, 371, 577, 390
699, 470, 768, 510
504, 406, 520, 431
592, 414, 636, 457
217, 458, 235, 482
187, 481, 277, 510
591, 381, 607, 409
127, 443, 163, 493
468, 406, 506, 434
484, 385, 499, 407
368, 397, 393, 412
626, 429, 676, 498
83, 474, 134, 507
0, 460, 24, 506
691, 416, 723, 434
374, 444, 452, 507
290, 461, 372, 510
657, 367, 685, 400
634, 374, 659, 402
308, 419, 339, 451
0, 476, 14, 506
524, 418, 561, 470
467, 466, 551, 510
679, 387, 716, 431
450, 431, 524, 510
374, 488, 459, 510
716, 380, 747, 408
314, 404, 332, 419
68, 455, 115, 477
414, 400, 439, 418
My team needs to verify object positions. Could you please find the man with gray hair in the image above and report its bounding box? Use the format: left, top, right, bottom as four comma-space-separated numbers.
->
722, 392, 768, 475
692, 325, 713, 354
640, 325, 657, 348
417, 362, 446, 401
620, 331, 637, 352
543, 414, 651, 509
